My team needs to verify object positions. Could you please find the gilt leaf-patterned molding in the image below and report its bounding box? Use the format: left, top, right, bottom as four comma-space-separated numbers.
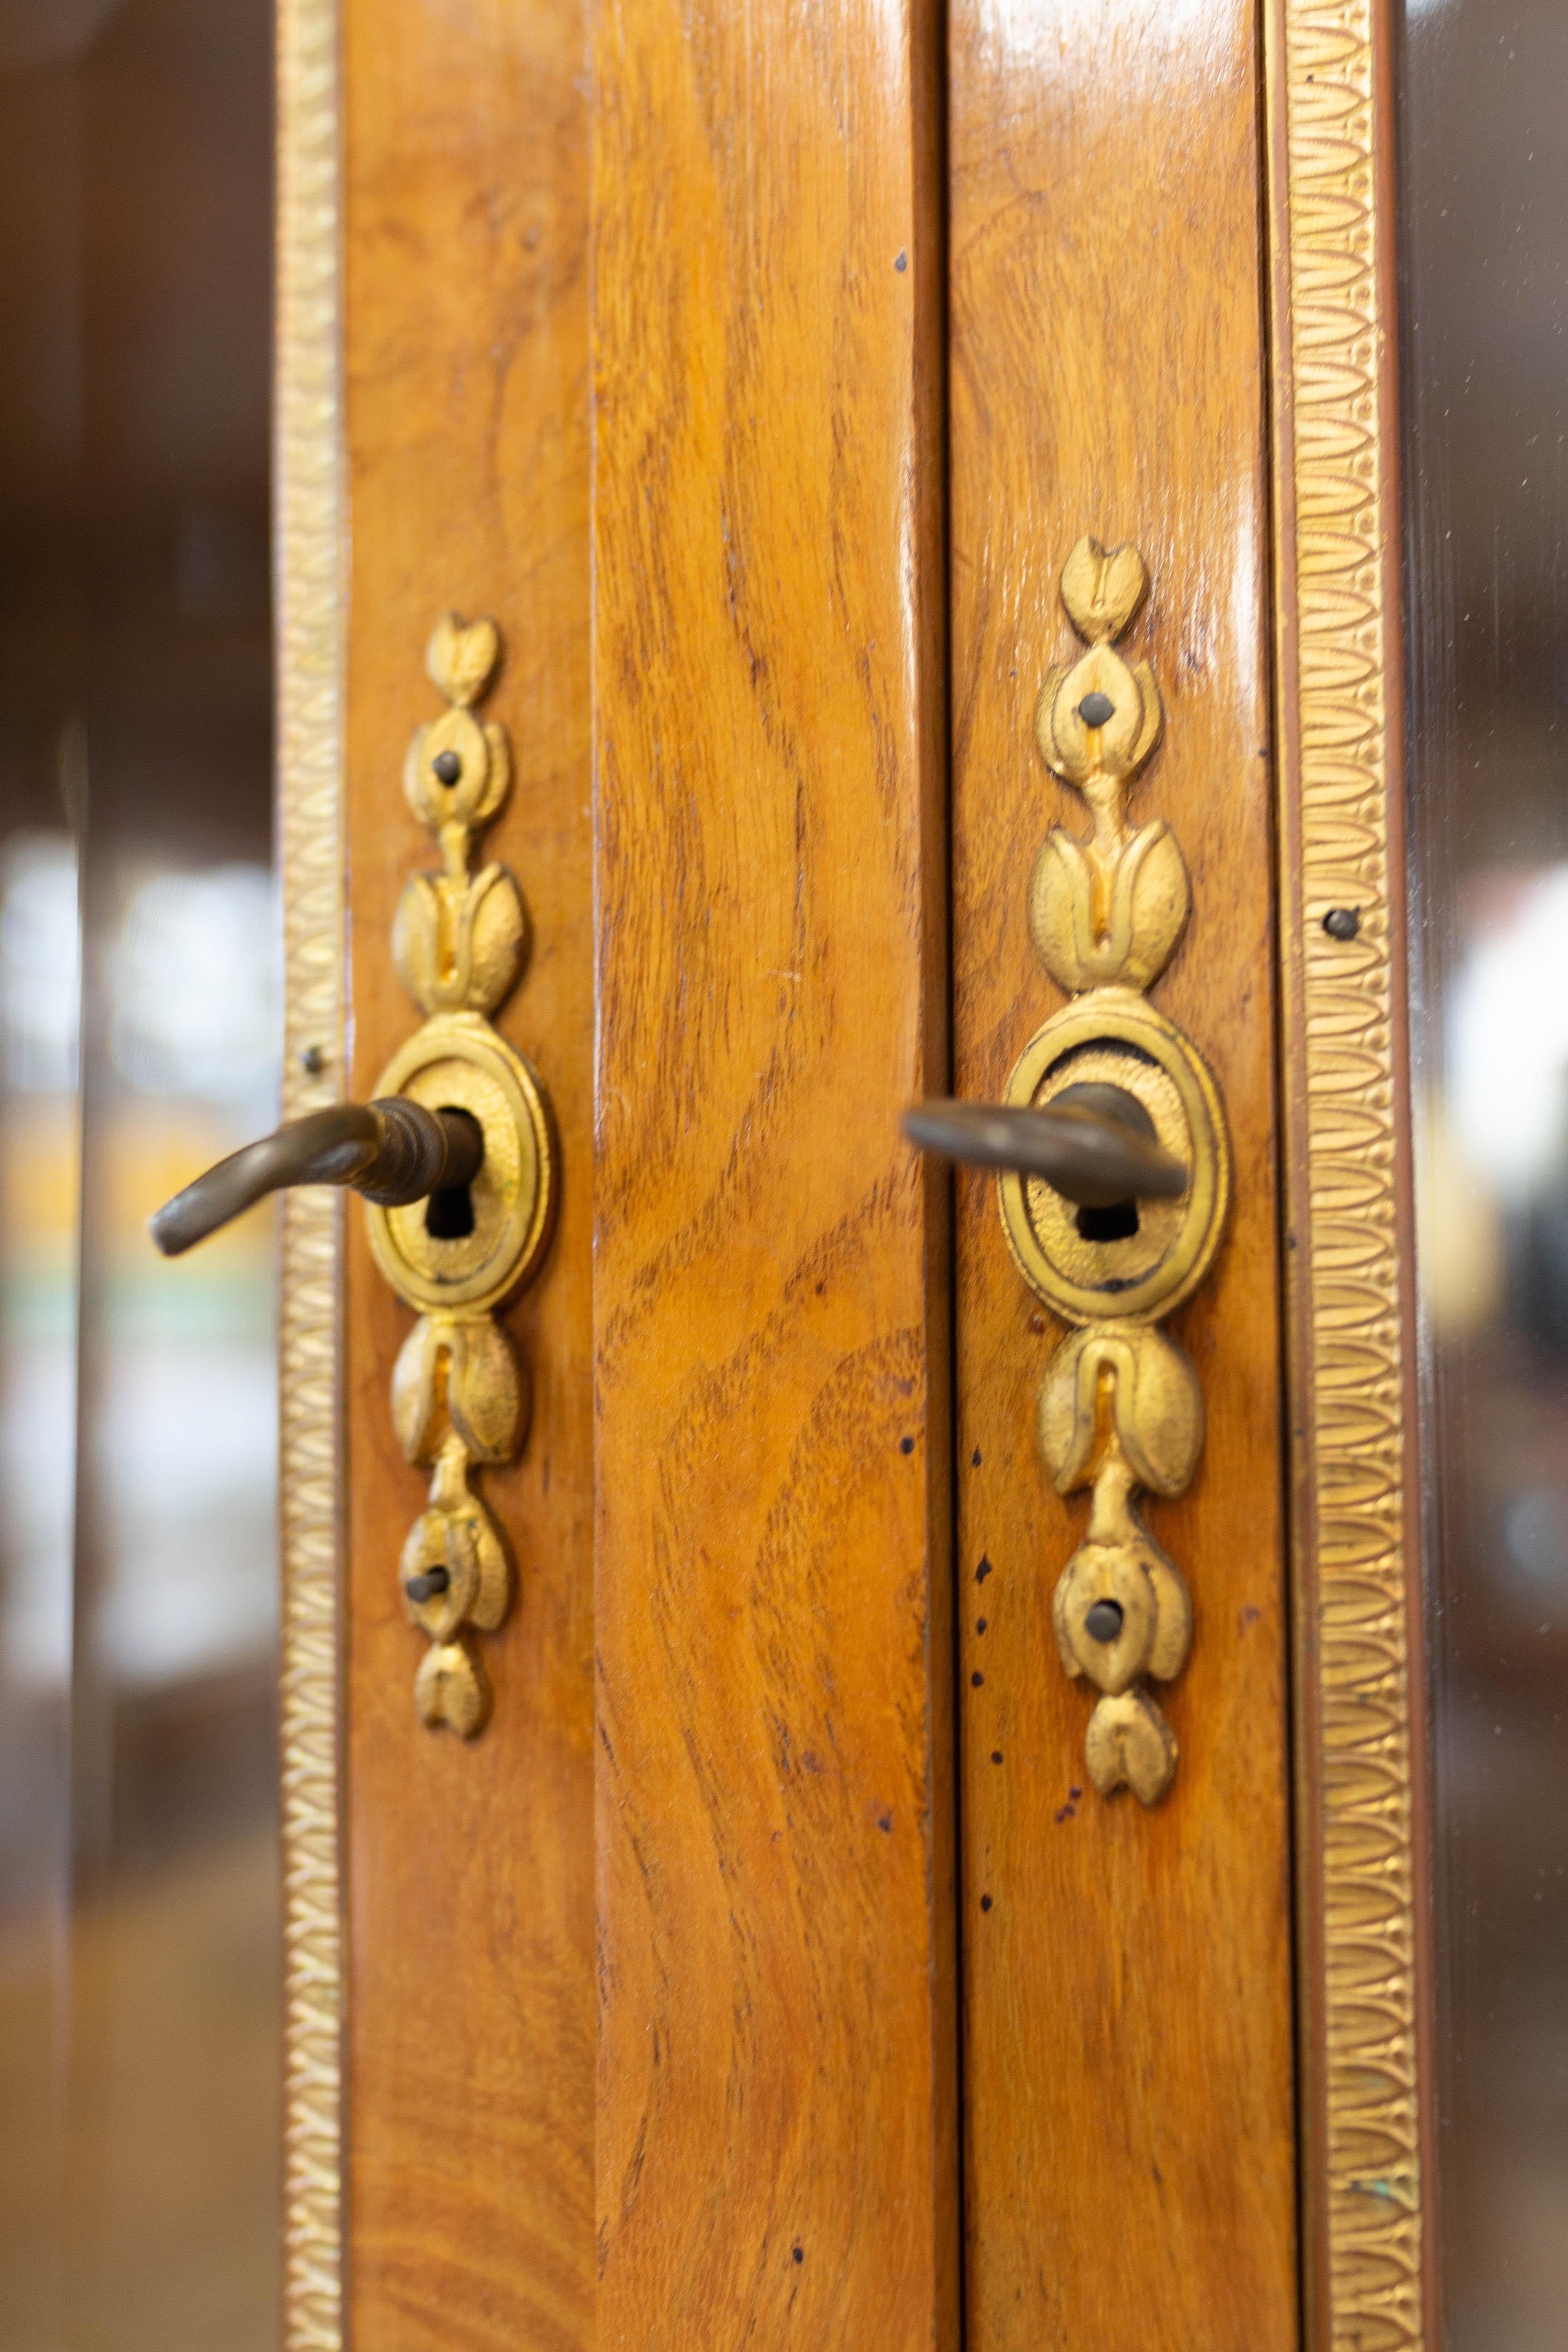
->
1272, 1, 1426, 2346
277, 0, 345, 2343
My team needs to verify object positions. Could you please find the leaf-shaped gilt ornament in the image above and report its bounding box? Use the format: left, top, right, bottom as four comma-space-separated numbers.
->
992, 539, 1232, 1806
392, 874, 444, 1014
425, 611, 500, 709
379, 612, 554, 1740
1059, 535, 1148, 644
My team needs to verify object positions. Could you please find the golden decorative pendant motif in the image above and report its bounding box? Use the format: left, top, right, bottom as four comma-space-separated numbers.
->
365, 615, 556, 1736
1005, 539, 1230, 1804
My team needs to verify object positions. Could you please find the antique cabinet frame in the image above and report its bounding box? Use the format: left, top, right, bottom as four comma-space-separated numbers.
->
272, 0, 1431, 2344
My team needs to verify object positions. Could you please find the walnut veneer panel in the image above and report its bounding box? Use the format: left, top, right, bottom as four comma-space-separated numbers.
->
590, 1, 956, 2342
342, 5, 594, 2345
949, 2, 1298, 2342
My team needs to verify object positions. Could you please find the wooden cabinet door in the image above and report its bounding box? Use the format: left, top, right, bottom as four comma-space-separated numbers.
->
589, 7, 956, 2342
947, 0, 1300, 2338
270, 1, 1428, 2348
276, 5, 597, 2346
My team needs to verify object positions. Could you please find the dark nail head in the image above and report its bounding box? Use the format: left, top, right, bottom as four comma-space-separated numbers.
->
300, 1044, 325, 1076
1078, 691, 1116, 729
1323, 906, 1360, 941
1084, 1599, 1124, 1643
431, 750, 462, 785
405, 1568, 451, 1604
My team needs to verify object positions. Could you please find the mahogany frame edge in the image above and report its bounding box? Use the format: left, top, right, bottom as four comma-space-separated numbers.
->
1264, 1, 1438, 2347
276, 0, 348, 2345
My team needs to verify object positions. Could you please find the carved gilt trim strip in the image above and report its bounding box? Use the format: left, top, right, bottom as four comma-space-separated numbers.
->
276, 1, 345, 2345
1269, 3, 1427, 2347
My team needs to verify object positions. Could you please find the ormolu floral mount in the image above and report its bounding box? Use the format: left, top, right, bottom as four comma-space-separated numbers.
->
148, 613, 555, 1739
907, 538, 1230, 1805
367, 616, 555, 1736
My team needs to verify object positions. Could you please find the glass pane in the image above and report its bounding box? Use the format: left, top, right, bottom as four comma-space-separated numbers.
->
0, 3, 279, 2345
1401, 2, 1568, 2343
0, 27, 86, 2344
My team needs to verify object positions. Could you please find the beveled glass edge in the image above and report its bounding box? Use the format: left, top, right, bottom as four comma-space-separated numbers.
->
276, 0, 346, 2343
1264, 1, 1433, 2347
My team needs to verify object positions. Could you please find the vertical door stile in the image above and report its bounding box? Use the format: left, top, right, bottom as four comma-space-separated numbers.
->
589, 1, 957, 2343
341, 6, 596, 2346
947, 2, 1299, 2344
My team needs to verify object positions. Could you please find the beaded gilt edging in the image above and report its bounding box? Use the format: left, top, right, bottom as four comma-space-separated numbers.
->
1276, 4, 1423, 2347
276, 1, 345, 2344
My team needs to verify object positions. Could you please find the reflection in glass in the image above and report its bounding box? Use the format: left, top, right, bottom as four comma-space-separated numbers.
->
88, 862, 279, 1699
0, 827, 79, 2349
1, 832, 81, 1696
1402, 1, 1568, 2342
0, 1, 279, 2344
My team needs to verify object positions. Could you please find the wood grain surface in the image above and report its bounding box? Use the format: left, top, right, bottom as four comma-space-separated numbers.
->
342, 5, 594, 2346
589, 2, 956, 2343
947, 3, 1299, 2344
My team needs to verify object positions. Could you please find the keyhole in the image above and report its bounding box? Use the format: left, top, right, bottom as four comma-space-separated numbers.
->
425, 1107, 481, 1239
1076, 1199, 1139, 1243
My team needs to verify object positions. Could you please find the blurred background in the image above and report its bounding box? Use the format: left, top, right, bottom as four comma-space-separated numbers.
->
0, 1, 279, 2347
1403, 0, 1568, 2344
